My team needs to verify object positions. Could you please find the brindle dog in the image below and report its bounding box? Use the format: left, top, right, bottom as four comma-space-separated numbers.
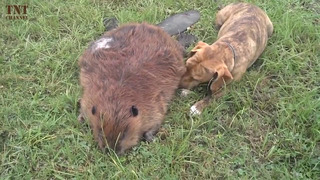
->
179, 3, 273, 115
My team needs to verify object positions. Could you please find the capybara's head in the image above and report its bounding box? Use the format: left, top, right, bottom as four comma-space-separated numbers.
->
81, 90, 143, 154
179, 41, 233, 89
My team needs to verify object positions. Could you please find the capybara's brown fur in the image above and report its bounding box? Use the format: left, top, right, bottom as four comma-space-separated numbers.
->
78, 23, 186, 154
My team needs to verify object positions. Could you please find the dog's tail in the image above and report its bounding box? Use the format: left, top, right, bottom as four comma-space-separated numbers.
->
215, 3, 240, 30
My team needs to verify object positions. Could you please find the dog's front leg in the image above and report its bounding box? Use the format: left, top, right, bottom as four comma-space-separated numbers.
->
189, 90, 226, 115
190, 95, 213, 115
190, 77, 227, 115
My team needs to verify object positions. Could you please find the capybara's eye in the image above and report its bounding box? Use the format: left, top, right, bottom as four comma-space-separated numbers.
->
92, 106, 96, 115
130, 105, 138, 117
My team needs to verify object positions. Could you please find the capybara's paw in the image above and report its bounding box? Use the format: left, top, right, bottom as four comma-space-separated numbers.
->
143, 128, 160, 142
78, 113, 85, 123
143, 132, 155, 142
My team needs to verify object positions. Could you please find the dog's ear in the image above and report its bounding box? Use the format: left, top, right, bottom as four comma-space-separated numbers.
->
207, 66, 233, 93
186, 44, 211, 67
190, 41, 209, 52
215, 66, 233, 80
189, 41, 209, 57
186, 55, 200, 67
222, 67, 233, 79
204, 63, 233, 81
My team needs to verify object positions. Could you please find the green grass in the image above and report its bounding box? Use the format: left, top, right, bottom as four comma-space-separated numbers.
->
1, 0, 319, 179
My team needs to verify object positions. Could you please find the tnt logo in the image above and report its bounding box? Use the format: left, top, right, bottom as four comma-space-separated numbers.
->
6, 5, 28, 20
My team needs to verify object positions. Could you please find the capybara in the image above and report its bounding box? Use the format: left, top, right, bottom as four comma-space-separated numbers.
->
78, 23, 186, 154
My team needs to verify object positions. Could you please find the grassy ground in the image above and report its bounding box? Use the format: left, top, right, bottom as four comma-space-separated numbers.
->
1, 0, 319, 179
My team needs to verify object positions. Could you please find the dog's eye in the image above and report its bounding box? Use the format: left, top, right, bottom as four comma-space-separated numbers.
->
130, 105, 138, 117
208, 72, 219, 87
212, 72, 218, 81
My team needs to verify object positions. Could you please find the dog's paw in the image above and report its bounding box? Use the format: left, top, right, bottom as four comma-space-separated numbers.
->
180, 89, 192, 97
190, 104, 202, 116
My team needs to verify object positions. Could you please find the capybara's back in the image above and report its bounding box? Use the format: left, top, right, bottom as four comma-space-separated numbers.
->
78, 23, 186, 154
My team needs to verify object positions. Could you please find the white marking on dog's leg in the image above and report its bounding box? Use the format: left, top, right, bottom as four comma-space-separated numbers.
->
190, 105, 201, 115
95, 37, 113, 50
180, 89, 192, 97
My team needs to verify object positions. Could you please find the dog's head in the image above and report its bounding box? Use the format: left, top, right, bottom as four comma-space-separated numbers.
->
179, 41, 233, 90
